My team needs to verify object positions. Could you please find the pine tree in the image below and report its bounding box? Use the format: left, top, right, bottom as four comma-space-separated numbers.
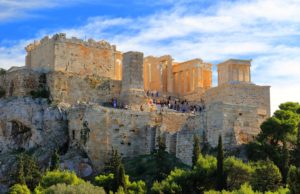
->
50, 150, 60, 171
282, 141, 290, 184
16, 154, 26, 185
217, 135, 226, 190
294, 123, 300, 168
192, 135, 201, 167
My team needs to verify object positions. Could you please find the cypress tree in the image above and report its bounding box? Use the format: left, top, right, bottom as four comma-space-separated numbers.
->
117, 164, 127, 193
217, 135, 226, 190
16, 154, 26, 185
155, 135, 168, 181
192, 135, 201, 167
50, 149, 60, 171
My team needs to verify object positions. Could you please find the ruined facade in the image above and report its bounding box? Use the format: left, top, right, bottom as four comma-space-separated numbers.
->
0, 33, 271, 168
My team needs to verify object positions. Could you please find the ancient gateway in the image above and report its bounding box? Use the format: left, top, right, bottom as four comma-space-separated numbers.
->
0, 33, 270, 168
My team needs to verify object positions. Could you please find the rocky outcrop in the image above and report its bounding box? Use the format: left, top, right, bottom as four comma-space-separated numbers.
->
0, 97, 68, 191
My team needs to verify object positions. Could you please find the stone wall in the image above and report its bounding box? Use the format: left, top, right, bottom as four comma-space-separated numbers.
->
204, 83, 270, 117
26, 37, 55, 72
47, 71, 121, 105
67, 105, 197, 168
26, 34, 119, 79
205, 102, 266, 148
0, 68, 41, 98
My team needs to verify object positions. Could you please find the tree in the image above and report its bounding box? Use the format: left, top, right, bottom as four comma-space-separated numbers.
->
8, 184, 30, 194
246, 102, 300, 175
50, 149, 60, 171
288, 166, 300, 194
250, 160, 282, 192
154, 135, 170, 181
116, 164, 127, 193
37, 170, 84, 190
216, 135, 226, 191
224, 157, 253, 190
43, 182, 105, 194
293, 122, 300, 167
192, 135, 201, 167
16, 155, 25, 185
14, 153, 42, 190
281, 142, 290, 184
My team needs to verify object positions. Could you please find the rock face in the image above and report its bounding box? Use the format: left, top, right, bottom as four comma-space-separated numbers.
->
0, 97, 68, 153
0, 97, 68, 191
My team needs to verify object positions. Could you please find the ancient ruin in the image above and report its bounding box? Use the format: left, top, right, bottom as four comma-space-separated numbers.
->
0, 33, 270, 174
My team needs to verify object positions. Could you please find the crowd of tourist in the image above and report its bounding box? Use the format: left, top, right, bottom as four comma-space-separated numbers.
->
106, 91, 205, 114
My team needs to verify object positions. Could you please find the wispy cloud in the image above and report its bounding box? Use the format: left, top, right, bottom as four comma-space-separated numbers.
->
1, 0, 299, 113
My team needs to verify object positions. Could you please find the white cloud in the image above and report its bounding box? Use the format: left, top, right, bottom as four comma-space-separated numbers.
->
1, 0, 299, 113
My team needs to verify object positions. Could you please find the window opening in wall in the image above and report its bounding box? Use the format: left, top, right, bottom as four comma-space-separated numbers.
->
239, 113, 242, 116
72, 130, 75, 140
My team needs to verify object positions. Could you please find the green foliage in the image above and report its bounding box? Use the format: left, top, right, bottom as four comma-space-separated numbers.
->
123, 153, 189, 190
16, 155, 26, 185
281, 142, 290, 184
116, 164, 127, 193
250, 161, 282, 192
246, 102, 300, 182
15, 153, 42, 190
95, 173, 146, 194
154, 135, 171, 181
151, 154, 218, 193
205, 183, 290, 194
35, 170, 84, 192
217, 135, 226, 191
287, 166, 300, 194
43, 182, 105, 194
192, 135, 201, 167
292, 123, 300, 168
224, 157, 253, 190
94, 173, 114, 193
50, 150, 60, 171
8, 184, 30, 194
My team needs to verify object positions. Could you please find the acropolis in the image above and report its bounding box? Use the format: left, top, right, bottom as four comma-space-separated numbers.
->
0, 33, 270, 170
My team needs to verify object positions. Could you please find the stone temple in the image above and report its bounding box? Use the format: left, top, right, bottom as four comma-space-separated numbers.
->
0, 33, 270, 168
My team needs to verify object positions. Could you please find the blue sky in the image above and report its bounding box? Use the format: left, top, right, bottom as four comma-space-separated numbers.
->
0, 0, 299, 113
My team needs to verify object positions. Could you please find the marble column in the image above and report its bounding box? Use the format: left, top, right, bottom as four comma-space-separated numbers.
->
178, 72, 182, 95
190, 68, 194, 92
183, 70, 187, 94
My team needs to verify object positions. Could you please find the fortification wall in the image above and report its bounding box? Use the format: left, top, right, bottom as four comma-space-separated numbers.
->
204, 83, 270, 117
0, 69, 40, 97
206, 102, 265, 147
67, 105, 193, 169
26, 37, 55, 72
47, 72, 121, 105
26, 34, 118, 79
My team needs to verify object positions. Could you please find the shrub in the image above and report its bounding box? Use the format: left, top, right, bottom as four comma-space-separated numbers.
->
250, 161, 282, 192
43, 182, 105, 194
35, 170, 84, 192
8, 184, 30, 194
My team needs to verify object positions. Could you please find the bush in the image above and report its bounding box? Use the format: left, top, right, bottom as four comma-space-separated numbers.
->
43, 182, 105, 194
224, 157, 253, 190
35, 170, 84, 192
250, 161, 282, 192
287, 166, 300, 194
8, 184, 30, 194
